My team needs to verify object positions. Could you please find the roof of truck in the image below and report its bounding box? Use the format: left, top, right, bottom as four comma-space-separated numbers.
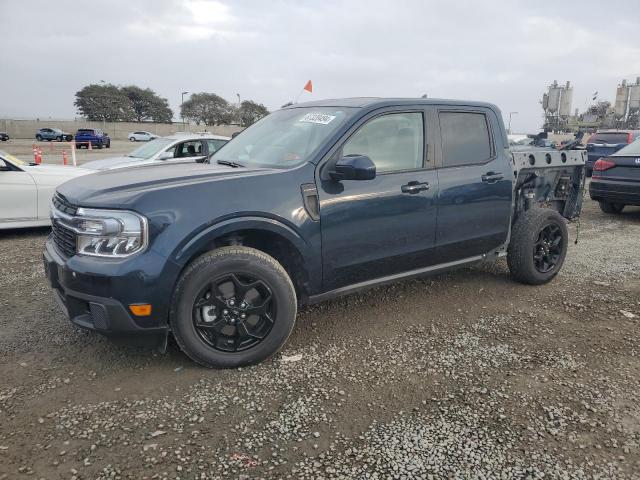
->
288, 97, 500, 111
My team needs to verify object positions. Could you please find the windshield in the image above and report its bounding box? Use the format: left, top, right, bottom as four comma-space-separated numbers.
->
589, 132, 629, 144
127, 137, 174, 159
613, 138, 640, 156
211, 107, 354, 168
0, 152, 27, 166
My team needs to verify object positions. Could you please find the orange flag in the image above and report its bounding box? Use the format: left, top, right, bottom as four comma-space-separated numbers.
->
303, 80, 313, 93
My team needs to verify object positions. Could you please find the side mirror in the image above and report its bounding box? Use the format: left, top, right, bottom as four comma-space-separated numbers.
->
158, 151, 174, 160
330, 155, 376, 181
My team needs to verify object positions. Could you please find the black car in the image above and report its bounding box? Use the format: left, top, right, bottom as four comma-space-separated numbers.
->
590, 140, 640, 213
0, 132, 9, 141
585, 130, 640, 176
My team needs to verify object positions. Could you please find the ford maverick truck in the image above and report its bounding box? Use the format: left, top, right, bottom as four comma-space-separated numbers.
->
44, 98, 586, 367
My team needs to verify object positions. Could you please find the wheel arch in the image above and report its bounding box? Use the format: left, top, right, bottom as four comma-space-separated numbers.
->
172, 217, 313, 300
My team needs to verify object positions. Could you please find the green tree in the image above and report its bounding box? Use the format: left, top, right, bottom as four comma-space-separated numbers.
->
74, 84, 135, 122
181, 93, 237, 125
238, 100, 269, 127
122, 86, 173, 123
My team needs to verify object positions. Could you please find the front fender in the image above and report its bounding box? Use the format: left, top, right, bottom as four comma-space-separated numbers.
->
172, 215, 316, 270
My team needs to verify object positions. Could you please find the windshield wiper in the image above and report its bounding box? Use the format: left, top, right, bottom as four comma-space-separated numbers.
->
216, 159, 245, 168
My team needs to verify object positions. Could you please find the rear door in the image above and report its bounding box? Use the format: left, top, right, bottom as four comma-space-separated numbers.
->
317, 107, 439, 290
433, 107, 513, 261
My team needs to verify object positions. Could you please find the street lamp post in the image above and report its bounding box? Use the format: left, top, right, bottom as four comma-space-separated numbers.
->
181, 91, 189, 131
508, 111, 518, 134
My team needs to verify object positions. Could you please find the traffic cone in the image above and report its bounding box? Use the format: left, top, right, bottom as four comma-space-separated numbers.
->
88, 141, 92, 151
62, 150, 68, 165
35, 148, 42, 164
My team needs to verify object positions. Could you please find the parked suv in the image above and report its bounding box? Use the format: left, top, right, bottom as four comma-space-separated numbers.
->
75, 128, 111, 149
36, 128, 73, 142
44, 98, 585, 368
585, 129, 640, 176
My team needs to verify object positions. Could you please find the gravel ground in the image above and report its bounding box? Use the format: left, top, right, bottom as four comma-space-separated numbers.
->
1, 198, 639, 479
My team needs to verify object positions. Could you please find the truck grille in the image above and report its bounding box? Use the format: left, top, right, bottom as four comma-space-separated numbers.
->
52, 220, 77, 258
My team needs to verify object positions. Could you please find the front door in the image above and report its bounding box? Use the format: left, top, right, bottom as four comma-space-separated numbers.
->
317, 109, 438, 291
434, 109, 513, 261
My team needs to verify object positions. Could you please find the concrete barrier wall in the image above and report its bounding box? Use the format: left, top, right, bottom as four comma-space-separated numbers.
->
0, 119, 242, 141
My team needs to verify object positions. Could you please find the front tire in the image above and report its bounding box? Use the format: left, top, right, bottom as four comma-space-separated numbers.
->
598, 201, 624, 214
171, 246, 297, 368
35, 134, 42, 141
129, 137, 136, 141
508, 208, 568, 285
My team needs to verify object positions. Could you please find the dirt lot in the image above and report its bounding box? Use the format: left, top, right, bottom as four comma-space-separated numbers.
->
1, 195, 639, 479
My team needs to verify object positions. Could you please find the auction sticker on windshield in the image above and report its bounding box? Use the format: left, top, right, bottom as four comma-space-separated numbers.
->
299, 113, 336, 125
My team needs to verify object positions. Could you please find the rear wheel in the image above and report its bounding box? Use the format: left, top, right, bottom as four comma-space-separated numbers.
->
129, 137, 136, 141
598, 201, 624, 214
96, 141, 103, 149
105, 140, 110, 148
171, 246, 297, 368
35, 134, 42, 141
508, 208, 568, 285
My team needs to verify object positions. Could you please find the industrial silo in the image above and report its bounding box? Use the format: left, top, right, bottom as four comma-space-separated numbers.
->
614, 80, 629, 118
559, 81, 573, 117
547, 81, 562, 114
628, 77, 640, 114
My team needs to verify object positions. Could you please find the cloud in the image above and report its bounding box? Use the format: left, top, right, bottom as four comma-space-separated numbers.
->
0, 0, 638, 131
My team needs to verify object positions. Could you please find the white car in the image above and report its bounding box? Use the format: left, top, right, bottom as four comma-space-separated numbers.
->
128, 131, 158, 142
82, 133, 231, 170
0, 151, 92, 229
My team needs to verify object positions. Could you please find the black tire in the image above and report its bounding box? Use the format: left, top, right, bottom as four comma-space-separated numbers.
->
598, 201, 624, 214
105, 141, 110, 148
507, 208, 568, 285
96, 142, 103, 149
170, 246, 297, 368
129, 137, 136, 141
35, 135, 42, 141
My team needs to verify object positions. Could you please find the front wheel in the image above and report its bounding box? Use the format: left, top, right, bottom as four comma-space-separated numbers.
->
35, 135, 42, 141
171, 246, 297, 368
508, 208, 568, 285
598, 201, 624, 214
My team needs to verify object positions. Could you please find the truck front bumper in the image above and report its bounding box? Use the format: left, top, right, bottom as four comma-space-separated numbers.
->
43, 237, 170, 340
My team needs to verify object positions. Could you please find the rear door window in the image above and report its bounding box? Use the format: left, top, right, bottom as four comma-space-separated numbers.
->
439, 112, 492, 167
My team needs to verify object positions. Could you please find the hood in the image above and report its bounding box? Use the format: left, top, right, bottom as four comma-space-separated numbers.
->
56, 161, 273, 208
81, 156, 149, 170
23, 164, 92, 186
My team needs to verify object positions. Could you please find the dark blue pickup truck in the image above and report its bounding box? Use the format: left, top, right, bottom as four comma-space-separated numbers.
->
44, 98, 586, 367
75, 128, 111, 149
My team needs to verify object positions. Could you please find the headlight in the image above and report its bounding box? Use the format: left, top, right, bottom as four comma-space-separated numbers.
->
74, 208, 148, 258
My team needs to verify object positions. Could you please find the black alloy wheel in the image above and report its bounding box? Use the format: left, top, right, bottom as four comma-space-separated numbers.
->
192, 273, 275, 352
533, 224, 563, 273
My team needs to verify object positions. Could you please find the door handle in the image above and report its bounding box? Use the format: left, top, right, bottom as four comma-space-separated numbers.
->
481, 172, 503, 183
401, 181, 430, 194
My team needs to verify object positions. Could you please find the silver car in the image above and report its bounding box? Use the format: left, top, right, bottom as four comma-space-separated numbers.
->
82, 133, 231, 170
128, 131, 158, 142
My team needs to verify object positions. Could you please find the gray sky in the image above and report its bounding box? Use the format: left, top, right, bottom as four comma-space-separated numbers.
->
1, 0, 639, 132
